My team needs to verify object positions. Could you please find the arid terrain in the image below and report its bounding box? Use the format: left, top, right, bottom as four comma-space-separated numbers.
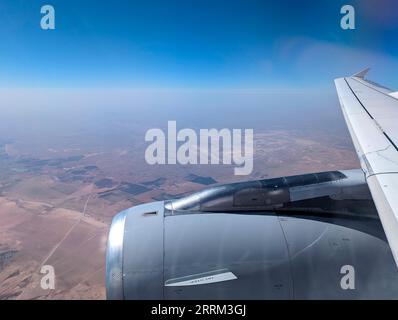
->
0, 127, 359, 299
0, 89, 360, 299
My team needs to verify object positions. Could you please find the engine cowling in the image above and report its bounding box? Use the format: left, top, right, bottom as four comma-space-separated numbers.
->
106, 170, 398, 299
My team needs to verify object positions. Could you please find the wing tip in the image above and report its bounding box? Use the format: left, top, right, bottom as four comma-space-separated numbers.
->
352, 67, 370, 79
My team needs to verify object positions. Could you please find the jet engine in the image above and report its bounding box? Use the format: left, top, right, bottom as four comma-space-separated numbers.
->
106, 169, 398, 299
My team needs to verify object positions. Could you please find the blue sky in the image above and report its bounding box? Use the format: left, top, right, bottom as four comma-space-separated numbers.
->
1, 0, 398, 89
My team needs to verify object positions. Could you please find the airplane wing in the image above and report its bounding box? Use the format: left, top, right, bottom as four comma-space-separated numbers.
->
335, 69, 398, 265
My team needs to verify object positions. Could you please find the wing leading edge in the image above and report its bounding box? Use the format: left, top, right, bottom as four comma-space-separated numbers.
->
335, 70, 398, 266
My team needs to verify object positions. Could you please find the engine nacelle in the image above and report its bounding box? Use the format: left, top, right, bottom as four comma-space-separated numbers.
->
106, 170, 398, 299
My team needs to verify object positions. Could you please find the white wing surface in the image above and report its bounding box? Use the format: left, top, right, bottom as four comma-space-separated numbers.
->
335, 69, 398, 265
